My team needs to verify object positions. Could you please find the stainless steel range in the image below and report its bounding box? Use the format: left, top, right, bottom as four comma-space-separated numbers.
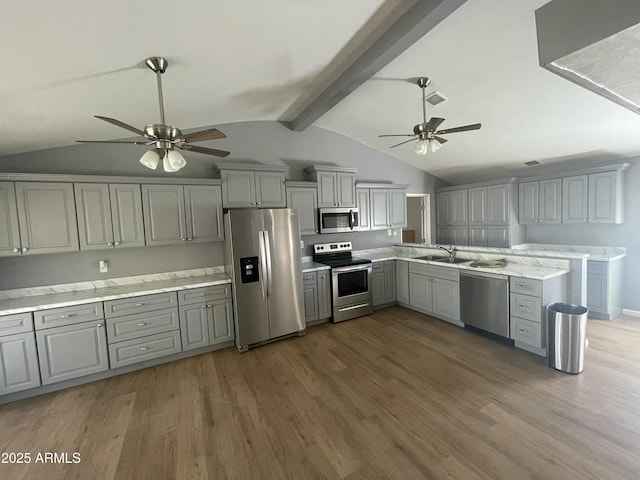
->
313, 242, 373, 322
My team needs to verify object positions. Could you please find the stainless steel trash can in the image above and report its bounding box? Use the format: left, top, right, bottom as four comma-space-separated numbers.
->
547, 302, 588, 374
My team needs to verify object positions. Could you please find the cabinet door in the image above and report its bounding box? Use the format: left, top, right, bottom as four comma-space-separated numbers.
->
74, 183, 114, 250
468, 227, 487, 246
370, 190, 389, 230
287, 187, 318, 235
432, 278, 460, 322
0, 332, 41, 395
388, 190, 406, 228
409, 273, 433, 312
0, 182, 22, 257
383, 261, 396, 303
179, 303, 210, 351
486, 184, 508, 225
356, 189, 370, 231
36, 321, 109, 385
518, 181, 538, 225
487, 227, 509, 248
184, 185, 224, 243
587, 273, 608, 314
109, 184, 145, 247
450, 190, 468, 225
588, 171, 620, 224
450, 227, 469, 246
317, 271, 332, 319
396, 260, 409, 305
371, 272, 385, 306
562, 175, 588, 224
468, 187, 487, 225
141, 185, 188, 246
208, 298, 234, 346
317, 173, 337, 207
222, 171, 256, 208
436, 226, 451, 245
336, 172, 356, 207
15, 182, 79, 255
255, 172, 286, 208
436, 192, 451, 225
539, 179, 562, 224
303, 283, 319, 322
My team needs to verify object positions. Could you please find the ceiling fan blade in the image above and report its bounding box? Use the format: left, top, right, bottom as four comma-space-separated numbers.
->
378, 134, 414, 138
432, 136, 448, 144
435, 123, 482, 135
389, 137, 418, 148
425, 117, 445, 131
94, 115, 147, 137
181, 128, 226, 143
179, 144, 230, 157
76, 140, 152, 145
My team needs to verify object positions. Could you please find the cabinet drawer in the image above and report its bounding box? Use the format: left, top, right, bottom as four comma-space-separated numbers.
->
587, 261, 607, 275
106, 308, 179, 343
109, 330, 182, 369
302, 271, 317, 286
34, 303, 104, 330
510, 293, 542, 323
372, 262, 384, 272
0, 313, 34, 336
510, 316, 543, 348
409, 262, 459, 281
510, 277, 542, 297
178, 284, 231, 305
104, 292, 178, 318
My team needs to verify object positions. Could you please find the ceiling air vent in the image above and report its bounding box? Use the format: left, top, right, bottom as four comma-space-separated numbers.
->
524, 160, 541, 166
425, 91, 448, 106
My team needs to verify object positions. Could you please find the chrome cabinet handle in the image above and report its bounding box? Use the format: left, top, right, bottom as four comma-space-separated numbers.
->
59, 314, 74, 319
201, 305, 207, 310
181, 238, 187, 242
139, 346, 150, 351
13, 247, 20, 253
107, 242, 113, 246
187, 237, 193, 241
114, 241, 121, 246
97, 323, 103, 327
518, 328, 529, 334
517, 283, 531, 289
137, 322, 148, 326
22, 247, 28, 253
207, 304, 212, 309
135, 303, 145, 306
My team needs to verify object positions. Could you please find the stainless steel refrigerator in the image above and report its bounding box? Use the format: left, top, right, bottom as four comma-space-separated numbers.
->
224, 209, 305, 352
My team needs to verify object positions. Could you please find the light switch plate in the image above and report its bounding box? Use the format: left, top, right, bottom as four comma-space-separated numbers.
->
99, 260, 108, 273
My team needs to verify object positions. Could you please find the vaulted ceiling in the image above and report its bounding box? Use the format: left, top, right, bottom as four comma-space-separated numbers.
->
2, 0, 640, 184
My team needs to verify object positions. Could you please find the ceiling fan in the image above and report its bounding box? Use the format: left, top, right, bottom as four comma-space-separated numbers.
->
379, 77, 481, 155
77, 57, 230, 172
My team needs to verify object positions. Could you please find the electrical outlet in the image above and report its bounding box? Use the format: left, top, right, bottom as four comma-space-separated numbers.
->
387, 229, 392, 236
99, 260, 109, 273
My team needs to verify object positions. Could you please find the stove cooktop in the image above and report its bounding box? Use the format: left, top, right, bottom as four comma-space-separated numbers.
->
314, 256, 372, 268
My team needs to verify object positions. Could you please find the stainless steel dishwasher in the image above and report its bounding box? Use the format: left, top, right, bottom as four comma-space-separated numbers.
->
460, 271, 509, 337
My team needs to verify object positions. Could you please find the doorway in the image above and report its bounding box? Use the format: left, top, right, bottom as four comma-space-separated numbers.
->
404, 194, 431, 244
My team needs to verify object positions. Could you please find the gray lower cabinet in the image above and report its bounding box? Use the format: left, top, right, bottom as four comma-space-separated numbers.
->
0, 320, 41, 395
36, 320, 109, 385
75, 183, 145, 250
372, 261, 396, 306
408, 262, 461, 324
396, 260, 409, 305
302, 270, 331, 325
0, 182, 21, 257
586, 259, 623, 320
109, 331, 181, 369
178, 285, 234, 351
14, 182, 80, 255
286, 186, 318, 235
142, 184, 223, 246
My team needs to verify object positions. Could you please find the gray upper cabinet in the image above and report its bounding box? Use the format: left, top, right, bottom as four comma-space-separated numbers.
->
14, 182, 79, 255
437, 190, 467, 226
75, 183, 145, 250
358, 186, 407, 231
562, 175, 588, 224
370, 190, 389, 230
519, 179, 561, 225
468, 185, 508, 225
0, 182, 21, 257
220, 167, 286, 208
436, 192, 451, 225
142, 184, 223, 246
518, 181, 538, 225
286, 185, 318, 235
304, 166, 357, 208
468, 187, 487, 225
588, 171, 623, 224
0, 331, 41, 395
356, 189, 370, 230
389, 190, 406, 228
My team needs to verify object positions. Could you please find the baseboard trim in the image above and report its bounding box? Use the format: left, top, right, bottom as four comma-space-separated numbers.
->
622, 308, 640, 318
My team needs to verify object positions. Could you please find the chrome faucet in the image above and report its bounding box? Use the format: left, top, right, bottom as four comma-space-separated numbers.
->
437, 245, 455, 259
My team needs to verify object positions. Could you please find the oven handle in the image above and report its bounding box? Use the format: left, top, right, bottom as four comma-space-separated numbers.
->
333, 264, 372, 274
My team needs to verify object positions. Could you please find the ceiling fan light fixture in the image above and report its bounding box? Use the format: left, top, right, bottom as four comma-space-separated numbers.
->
165, 149, 186, 172
429, 138, 442, 152
139, 150, 160, 170
414, 139, 428, 155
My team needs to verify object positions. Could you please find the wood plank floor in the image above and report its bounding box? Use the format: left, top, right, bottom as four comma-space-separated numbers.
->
1, 306, 640, 479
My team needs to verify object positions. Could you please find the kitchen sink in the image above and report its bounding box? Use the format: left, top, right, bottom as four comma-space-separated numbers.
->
414, 255, 449, 261
432, 257, 470, 264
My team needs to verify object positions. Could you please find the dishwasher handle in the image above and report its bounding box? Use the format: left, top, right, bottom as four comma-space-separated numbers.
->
461, 271, 508, 281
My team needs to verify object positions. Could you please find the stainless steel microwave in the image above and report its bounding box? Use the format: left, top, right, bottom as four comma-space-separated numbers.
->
319, 208, 360, 234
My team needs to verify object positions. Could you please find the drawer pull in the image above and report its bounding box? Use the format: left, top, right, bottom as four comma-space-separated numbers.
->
518, 303, 530, 310
139, 346, 151, 351
518, 328, 530, 335
137, 322, 148, 326
517, 283, 531, 289
135, 303, 146, 307
59, 314, 75, 319
303, 276, 312, 280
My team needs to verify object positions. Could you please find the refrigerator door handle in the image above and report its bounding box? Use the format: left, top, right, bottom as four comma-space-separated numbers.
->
264, 230, 273, 299
258, 230, 268, 300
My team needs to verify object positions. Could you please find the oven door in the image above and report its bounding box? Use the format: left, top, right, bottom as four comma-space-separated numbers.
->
332, 263, 372, 308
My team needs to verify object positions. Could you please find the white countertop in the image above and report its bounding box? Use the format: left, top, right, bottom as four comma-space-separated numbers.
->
0, 273, 231, 316
301, 261, 331, 273
511, 243, 626, 262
